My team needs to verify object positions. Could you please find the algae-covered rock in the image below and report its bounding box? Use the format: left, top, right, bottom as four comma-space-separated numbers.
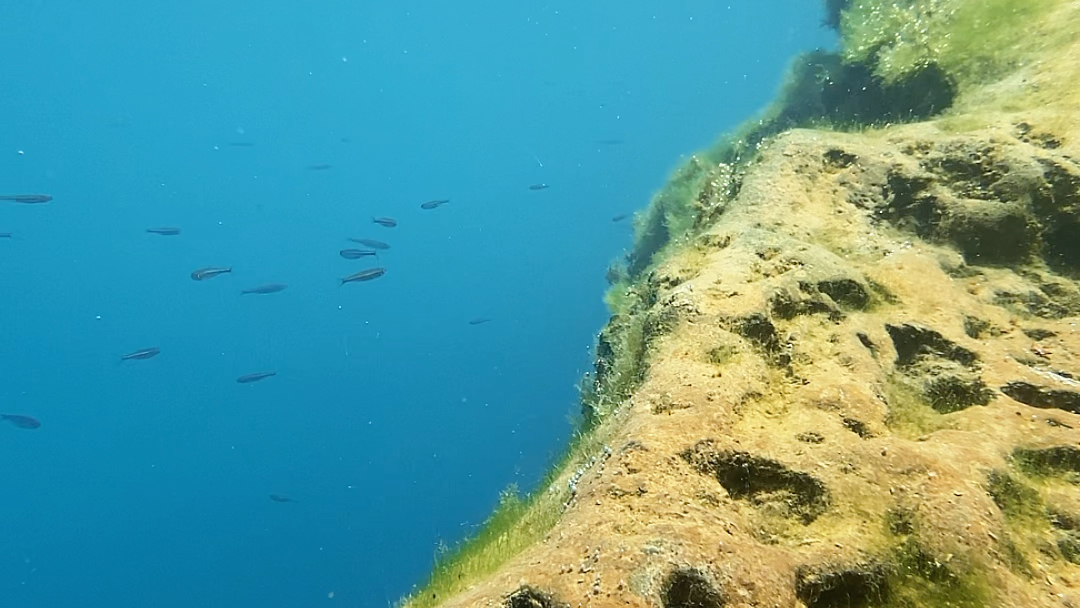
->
404, 2, 1080, 607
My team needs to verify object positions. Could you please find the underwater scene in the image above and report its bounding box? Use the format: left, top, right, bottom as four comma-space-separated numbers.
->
7, 1, 1080, 607
0, 1, 830, 607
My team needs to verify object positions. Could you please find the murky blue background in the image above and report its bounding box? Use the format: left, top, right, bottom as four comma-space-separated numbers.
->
0, 2, 832, 606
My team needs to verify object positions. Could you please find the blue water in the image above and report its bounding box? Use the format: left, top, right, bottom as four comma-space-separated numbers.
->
1, 2, 833, 606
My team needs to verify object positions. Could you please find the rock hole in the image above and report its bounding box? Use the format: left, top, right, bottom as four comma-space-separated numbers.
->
1013, 446, 1080, 477
661, 568, 725, 608
1000, 381, 1080, 415
824, 148, 857, 169
681, 441, 829, 524
924, 374, 993, 413
505, 586, 568, 608
1021, 327, 1057, 340
842, 417, 873, 438
885, 323, 977, 367
794, 563, 889, 608
817, 279, 870, 310
797, 431, 825, 444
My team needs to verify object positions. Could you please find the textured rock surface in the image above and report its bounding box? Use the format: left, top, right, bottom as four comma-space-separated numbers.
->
418, 2, 1080, 607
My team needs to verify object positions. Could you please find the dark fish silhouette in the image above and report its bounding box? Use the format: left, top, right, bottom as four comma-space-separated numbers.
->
237, 371, 276, 384
340, 249, 377, 259
420, 199, 449, 210
348, 238, 389, 250
191, 266, 232, 281
146, 227, 181, 236
306, 164, 332, 171
372, 216, 397, 228
269, 493, 295, 503
611, 213, 630, 223
0, 194, 52, 204
528, 184, 549, 191
241, 283, 287, 295
0, 233, 11, 238
1, 414, 40, 430
341, 267, 386, 284
468, 317, 492, 325
121, 347, 160, 361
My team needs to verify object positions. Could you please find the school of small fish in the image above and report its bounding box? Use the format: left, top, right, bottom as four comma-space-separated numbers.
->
0, 163, 631, 499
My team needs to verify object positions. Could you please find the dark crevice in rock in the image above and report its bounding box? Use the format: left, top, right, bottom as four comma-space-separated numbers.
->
681, 441, 829, 524
1000, 381, 1080, 414
880, 172, 941, 236
729, 313, 792, 367
1021, 327, 1057, 340
993, 287, 1080, 319
794, 563, 889, 608
1032, 157, 1080, 274
962, 315, 997, 339
842, 417, 873, 438
986, 470, 1040, 518
1049, 511, 1080, 565
505, 586, 569, 608
1013, 446, 1080, 477
824, 148, 858, 169
924, 374, 993, 413
661, 569, 726, 608
856, 332, 877, 354
1013, 122, 1063, 150
817, 279, 871, 310
770, 288, 840, 321
886, 323, 977, 368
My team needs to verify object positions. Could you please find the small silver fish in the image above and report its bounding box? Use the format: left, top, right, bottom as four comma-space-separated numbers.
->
121, 347, 160, 361
269, 493, 295, 503
341, 267, 386, 284
1, 414, 41, 429
237, 371, 276, 383
420, 199, 449, 210
146, 227, 181, 236
191, 266, 232, 281
0, 233, 12, 238
241, 283, 287, 295
373, 216, 398, 228
340, 249, 378, 259
468, 317, 492, 325
0, 194, 51, 204
348, 238, 390, 250
528, 184, 549, 191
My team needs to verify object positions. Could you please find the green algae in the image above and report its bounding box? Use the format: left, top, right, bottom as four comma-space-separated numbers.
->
400, 424, 611, 608
841, 0, 1066, 87
885, 539, 993, 608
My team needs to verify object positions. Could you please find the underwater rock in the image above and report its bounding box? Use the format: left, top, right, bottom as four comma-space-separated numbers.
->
405, 3, 1080, 608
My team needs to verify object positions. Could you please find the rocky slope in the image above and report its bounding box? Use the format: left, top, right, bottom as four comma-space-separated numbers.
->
409, 2, 1080, 607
